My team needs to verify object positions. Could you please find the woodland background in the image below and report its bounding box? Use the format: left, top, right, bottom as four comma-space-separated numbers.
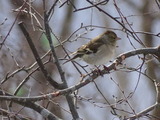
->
0, 0, 160, 120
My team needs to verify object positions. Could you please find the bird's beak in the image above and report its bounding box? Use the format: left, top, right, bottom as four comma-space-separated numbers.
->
116, 37, 121, 40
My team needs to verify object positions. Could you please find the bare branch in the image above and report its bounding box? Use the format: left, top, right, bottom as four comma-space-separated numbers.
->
43, 4, 80, 119
18, 22, 64, 89
1, 47, 159, 102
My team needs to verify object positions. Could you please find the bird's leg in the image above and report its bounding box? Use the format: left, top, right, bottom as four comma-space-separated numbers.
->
103, 65, 110, 73
93, 65, 104, 77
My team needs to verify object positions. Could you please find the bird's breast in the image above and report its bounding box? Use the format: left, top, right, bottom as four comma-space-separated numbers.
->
82, 44, 115, 65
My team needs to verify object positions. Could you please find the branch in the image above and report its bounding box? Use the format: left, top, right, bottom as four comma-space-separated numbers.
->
1, 47, 159, 102
0, 1, 26, 50
43, 3, 80, 119
103, 46, 160, 75
73, 0, 109, 12
126, 103, 159, 120
0, 91, 62, 120
18, 22, 65, 89
125, 80, 160, 120
86, 0, 145, 47
0, 47, 159, 119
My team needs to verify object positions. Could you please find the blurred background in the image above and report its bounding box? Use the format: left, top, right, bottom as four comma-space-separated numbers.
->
0, 0, 160, 120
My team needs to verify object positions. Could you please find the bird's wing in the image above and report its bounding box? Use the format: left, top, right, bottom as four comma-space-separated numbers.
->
83, 38, 103, 54
63, 38, 103, 64
63, 46, 86, 64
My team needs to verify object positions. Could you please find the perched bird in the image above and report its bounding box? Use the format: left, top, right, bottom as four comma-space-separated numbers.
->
64, 30, 120, 65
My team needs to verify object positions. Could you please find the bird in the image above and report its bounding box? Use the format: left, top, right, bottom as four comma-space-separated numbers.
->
64, 30, 120, 65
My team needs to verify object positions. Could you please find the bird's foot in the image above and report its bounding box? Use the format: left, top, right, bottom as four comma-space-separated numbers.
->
103, 65, 110, 73
92, 65, 104, 77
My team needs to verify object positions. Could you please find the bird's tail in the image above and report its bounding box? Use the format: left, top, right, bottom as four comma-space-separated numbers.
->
63, 52, 78, 64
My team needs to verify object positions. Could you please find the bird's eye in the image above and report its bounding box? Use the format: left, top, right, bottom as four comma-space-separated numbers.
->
112, 36, 116, 39
110, 35, 116, 39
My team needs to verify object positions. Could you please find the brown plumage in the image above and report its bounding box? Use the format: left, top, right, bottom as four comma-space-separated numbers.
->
64, 30, 120, 65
